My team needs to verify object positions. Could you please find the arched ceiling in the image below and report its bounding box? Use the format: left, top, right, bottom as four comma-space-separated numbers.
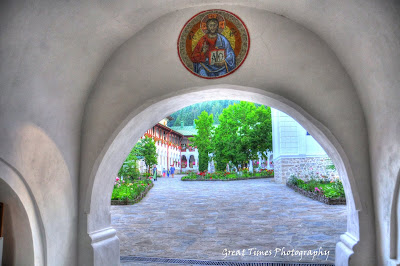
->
2, 0, 398, 226
1, 1, 399, 265
1, 0, 399, 122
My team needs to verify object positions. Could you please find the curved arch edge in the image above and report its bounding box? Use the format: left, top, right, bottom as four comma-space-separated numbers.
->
81, 85, 364, 265
390, 169, 400, 261
0, 158, 47, 266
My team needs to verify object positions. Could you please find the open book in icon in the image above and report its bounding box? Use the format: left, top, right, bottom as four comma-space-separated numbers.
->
209, 49, 226, 65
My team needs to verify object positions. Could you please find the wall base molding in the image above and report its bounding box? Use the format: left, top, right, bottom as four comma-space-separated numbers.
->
89, 228, 120, 266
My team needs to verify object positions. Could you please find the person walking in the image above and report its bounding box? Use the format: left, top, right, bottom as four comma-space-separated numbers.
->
170, 165, 175, 178
167, 169, 170, 178
152, 164, 157, 181
162, 168, 166, 178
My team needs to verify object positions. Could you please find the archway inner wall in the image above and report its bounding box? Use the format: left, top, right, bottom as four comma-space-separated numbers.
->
0, 179, 35, 265
79, 6, 375, 265
0, 159, 46, 266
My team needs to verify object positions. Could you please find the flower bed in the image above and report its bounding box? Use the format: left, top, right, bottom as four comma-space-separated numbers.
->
111, 177, 153, 205
181, 169, 274, 181
286, 176, 346, 205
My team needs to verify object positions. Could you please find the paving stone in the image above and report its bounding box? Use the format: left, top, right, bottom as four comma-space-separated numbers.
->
112, 175, 346, 263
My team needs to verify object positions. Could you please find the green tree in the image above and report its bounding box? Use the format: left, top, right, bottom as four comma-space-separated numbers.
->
253, 105, 273, 158
213, 106, 241, 170
140, 136, 158, 173
118, 136, 158, 177
118, 143, 142, 179
213, 102, 272, 171
189, 111, 214, 172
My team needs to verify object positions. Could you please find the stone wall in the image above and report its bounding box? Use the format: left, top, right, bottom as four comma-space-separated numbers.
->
274, 156, 339, 183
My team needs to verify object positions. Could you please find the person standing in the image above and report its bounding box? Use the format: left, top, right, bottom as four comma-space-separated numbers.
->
152, 164, 157, 181
162, 168, 166, 178
170, 165, 176, 178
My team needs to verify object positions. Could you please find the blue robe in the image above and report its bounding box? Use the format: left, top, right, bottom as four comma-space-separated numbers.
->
193, 33, 236, 77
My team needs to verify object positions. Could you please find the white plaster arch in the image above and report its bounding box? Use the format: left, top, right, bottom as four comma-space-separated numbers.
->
83, 85, 362, 265
77, 7, 376, 265
390, 169, 400, 262
0, 0, 398, 265
0, 158, 46, 266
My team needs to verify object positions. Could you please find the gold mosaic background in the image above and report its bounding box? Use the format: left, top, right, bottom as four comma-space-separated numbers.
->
178, 10, 249, 75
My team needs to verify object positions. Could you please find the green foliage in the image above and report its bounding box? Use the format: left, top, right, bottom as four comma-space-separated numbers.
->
189, 111, 214, 172
298, 178, 321, 192
264, 169, 274, 177
140, 136, 158, 173
212, 102, 273, 170
167, 100, 240, 127
288, 175, 302, 186
326, 159, 337, 171
288, 175, 345, 199
111, 178, 152, 200
142, 172, 161, 178
181, 171, 199, 180
181, 169, 274, 180
168, 100, 273, 172
321, 182, 345, 198
118, 143, 141, 179
118, 136, 158, 177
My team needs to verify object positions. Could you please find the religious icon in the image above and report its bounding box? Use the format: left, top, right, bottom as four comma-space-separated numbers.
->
178, 10, 250, 79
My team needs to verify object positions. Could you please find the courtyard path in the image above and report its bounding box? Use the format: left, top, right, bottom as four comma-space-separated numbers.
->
111, 175, 346, 264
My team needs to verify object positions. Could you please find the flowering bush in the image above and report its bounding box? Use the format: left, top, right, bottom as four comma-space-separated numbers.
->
288, 175, 345, 199
258, 169, 274, 177
181, 169, 274, 181
111, 177, 152, 200
198, 171, 207, 177
265, 169, 274, 176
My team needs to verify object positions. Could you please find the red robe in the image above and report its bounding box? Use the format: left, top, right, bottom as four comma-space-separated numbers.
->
191, 35, 218, 63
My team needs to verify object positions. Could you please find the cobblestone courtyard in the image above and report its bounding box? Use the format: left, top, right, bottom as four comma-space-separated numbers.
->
111, 175, 346, 264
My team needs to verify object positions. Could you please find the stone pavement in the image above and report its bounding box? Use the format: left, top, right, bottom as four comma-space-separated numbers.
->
111, 175, 346, 264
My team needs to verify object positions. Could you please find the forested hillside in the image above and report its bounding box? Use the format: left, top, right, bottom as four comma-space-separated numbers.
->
167, 100, 240, 126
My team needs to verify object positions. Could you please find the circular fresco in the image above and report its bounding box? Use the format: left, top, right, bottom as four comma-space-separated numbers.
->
178, 9, 250, 79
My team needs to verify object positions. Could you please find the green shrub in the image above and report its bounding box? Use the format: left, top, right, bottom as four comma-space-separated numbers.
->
181, 170, 273, 180
325, 158, 337, 171
320, 181, 345, 198
111, 178, 152, 200
288, 175, 299, 186
288, 175, 345, 199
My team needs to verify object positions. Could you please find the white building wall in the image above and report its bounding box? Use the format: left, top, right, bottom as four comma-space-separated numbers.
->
305, 134, 327, 155
139, 141, 181, 175
180, 150, 199, 173
272, 108, 328, 159
272, 108, 336, 183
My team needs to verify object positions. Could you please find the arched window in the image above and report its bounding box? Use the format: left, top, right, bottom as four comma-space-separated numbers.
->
189, 155, 195, 168
181, 155, 187, 168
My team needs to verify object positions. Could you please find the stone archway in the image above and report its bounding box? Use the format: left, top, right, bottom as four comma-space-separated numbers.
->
0, 159, 46, 266
81, 86, 362, 266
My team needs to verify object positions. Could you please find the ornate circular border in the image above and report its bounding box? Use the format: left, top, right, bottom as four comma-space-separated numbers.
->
178, 9, 250, 79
